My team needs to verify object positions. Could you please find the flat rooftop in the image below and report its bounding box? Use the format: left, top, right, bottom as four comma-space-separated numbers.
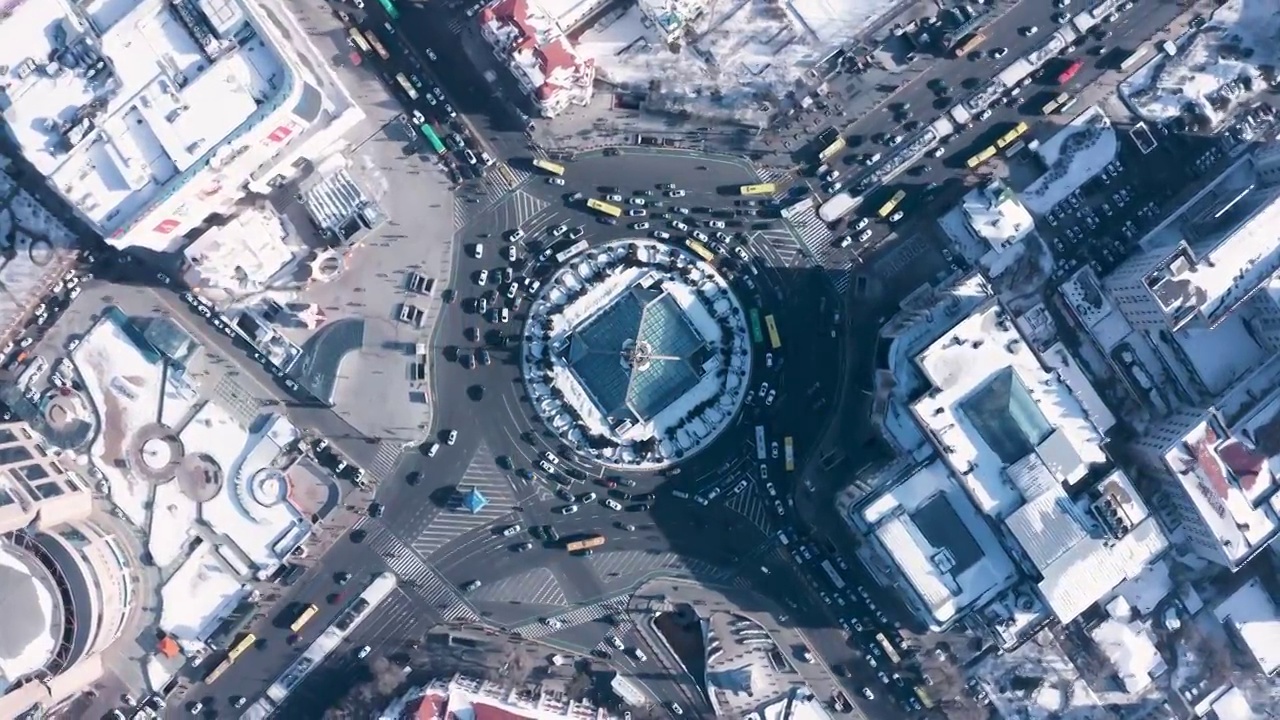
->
862, 459, 1018, 627
1215, 577, 1280, 676
0, 0, 282, 233
910, 301, 1108, 520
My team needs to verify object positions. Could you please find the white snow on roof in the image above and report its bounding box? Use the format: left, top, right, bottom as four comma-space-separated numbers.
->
183, 207, 298, 297
0, 0, 281, 233
1021, 106, 1118, 215
1211, 686, 1258, 720
1215, 577, 1280, 676
579, 0, 896, 125
862, 459, 1019, 627
1010, 470, 1169, 624
1118, 0, 1277, 128
159, 541, 247, 642
911, 301, 1108, 520
1040, 342, 1117, 435
1174, 316, 1263, 395
962, 180, 1035, 253
1115, 560, 1174, 617
0, 545, 56, 688
1087, 618, 1166, 693
148, 479, 199, 569
1161, 416, 1279, 566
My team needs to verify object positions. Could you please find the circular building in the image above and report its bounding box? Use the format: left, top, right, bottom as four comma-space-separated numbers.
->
522, 239, 751, 469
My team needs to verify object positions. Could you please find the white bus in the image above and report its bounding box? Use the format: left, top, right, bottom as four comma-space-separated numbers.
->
820, 560, 846, 589
554, 239, 589, 263
755, 426, 767, 460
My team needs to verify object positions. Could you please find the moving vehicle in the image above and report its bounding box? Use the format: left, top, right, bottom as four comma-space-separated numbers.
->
953, 32, 986, 58
876, 190, 906, 219
290, 603, 319, 632
739, 183, 776, 195
1057, 59, 1085, 84
533, 157, 566, 176
566, 534, 605, 551
586, 198, 622, 218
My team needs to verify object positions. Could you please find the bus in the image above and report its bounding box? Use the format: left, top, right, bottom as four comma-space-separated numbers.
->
748, 309, 764, 345
953, 33, 986, 58
780, 196, 815, 221
1057, 59, 1085, 85
204, 632, 256, 684
290, 604, 319, 633
739, 183, 776, 196
913, 686, 935, 709
1058, 96, 1080, 114
586, 198, 622, 217
875, 632, 902, 664
685, 238, 716, 263
876, 189, 906, 219
783, 436, 795, 471
995, 121, 1029, 149
555, 239, 589, 263
394, 73, 418, 101
764, 314, 781, 350
818, 136, 846, 162
364, 31, 390, 60
820, 560, 846, 589
347, 28, 371, 54
966, 146, 998, 169
755, 426, 767, 460
377, 0, 400, 19
532, 157, 566, 176
1120, 46, 1151, 71
1041, 94, 1065, 115
566, 535, 605, 552
419, 124, 446, 154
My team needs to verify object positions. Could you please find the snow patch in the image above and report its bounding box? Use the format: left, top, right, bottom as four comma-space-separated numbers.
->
1022, 106, 1118, 215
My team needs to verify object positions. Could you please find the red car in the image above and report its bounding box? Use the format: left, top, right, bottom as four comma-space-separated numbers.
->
598, 478, 617, 488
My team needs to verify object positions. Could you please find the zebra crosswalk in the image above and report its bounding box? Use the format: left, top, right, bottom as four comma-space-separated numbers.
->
725, 484, 774, 535
510, 595, 631, 639
758, 166, 795, 187
453, 163, 534, 230
403, 444, 518, 558
365, 525, 479, 622
783, 206, 853, 293
366, 440, 404, 483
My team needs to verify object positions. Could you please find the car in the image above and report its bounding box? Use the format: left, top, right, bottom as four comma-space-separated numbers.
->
708, 220, 725, 229
503, 245, 518, 263
672, 221, 689, 232
632, 221, 650, 230
603, 498, 622, 510
462, 579, 482, 592
425, 442, 440, 457
446, 429, 459, 445
691, 230, 709, 242
861, 687, 875, 700
232, 696, 247, 708
568, 226, 585, 239
774, 500, 786, 515
369, 502, 384, 518
857, 228, 873, 242
515, 541, 534, 552
628, 197, 646, 206
476, 269, 489, 286
502, 524, 522, 536
546, 177, 566, 186
888, 210, 904, 223
887, 134, 903, 146
651, 230, 671, 240
1053, 11, 1069, 23
764, 389, 777, 406
668, 703, 683, 716
558, 504, 579, 515
977, 108, 993, 122
627, 208, 645, 217
631, 647, 647, 662
358, 645, 372, 659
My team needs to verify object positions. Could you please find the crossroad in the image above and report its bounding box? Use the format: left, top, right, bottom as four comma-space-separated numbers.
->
401, 445, 519, 558
453, 163, 533, 229
363, 524, 479, 622
725, 484, 775, 535
469, 567, 568, 607
587, 549, 731, 585
366, 440, 405, 483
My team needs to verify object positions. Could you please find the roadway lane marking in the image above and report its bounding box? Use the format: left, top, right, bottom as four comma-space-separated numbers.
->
363, 525, 480, 621
587, 549, 730, 585
725, 485, 774, 535
469, 567, 568, 606
510, 594, 631, 638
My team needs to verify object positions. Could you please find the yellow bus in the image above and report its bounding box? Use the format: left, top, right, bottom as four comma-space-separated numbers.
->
394, 73, 418, 101
532, 157, 565, 176
953, 33, 986, 58
685, 239, 716, 263
347, 28, 371, 54
876, 190, 906, 219
914, 686, 935, 709
875, 632, 901, 663
995, 121, 1029, 149
289, 604, 319, 633
965, 146, 998, 169
818, 136, 846, 162
204, 633, 256, 684
764, 314, 781, 350
739, 183, 776, 196
783, 436, 795, 472
586, 198, 622, 217
364, 30, 390, 60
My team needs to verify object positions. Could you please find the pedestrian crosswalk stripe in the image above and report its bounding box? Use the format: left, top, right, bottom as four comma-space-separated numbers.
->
725, 484, 774, 535
367, 440, 403, 482
511, 595, 630, 639
366, 526, 480, 621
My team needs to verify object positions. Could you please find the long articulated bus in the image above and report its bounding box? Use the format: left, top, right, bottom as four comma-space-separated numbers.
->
755, 426, 767, 460
532, 157, 566, 176
995, 121, 1029, 149
566, 535, 605, 552
1119, 45, 1151, 71
739, 183, 776, 196
377, 0, 400, 19
394, 73, 418, 101
364, 30, 390, 60
820, 560, 846, 590
748, 309, 764, 345
685, 239, 716, 263
204, 632, 257, 684
347, 28, 371, 54
764, 314, 781, 350
586, 198, 622, 217
876, 189, 907, 219
953, 32, 986, 58
419, 124, 446, 154
555, 239, 589, 264
289, 603, 319, 633
966, 146, 998, 169
784, 436, 795, 471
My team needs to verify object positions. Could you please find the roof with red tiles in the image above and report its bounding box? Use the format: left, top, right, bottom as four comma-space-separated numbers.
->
480, 0, 593, 102
1190, 424, 1231, 499
1217, 437, 1268, 492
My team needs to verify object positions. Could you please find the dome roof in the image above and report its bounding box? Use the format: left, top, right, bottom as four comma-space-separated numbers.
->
0, 545, 57, 684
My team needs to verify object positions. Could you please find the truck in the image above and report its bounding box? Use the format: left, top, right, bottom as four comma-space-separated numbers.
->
565, 535, 605, 552
948, 104, 973, 126
818, 192, 862, 223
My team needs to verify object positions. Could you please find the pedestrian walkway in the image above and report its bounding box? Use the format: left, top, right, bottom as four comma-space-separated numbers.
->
587, 549, 730, 585
725, 485, 774, 535
758, 167, 795, 186
366, 440, 404, 483
511, 594, 631, 639
404, 446, 518, 558
469, 567, 568, 607
364, 525, 479, 622
785, 206, 836, 260
746, 227, 803, 268
504, 189, 549, 228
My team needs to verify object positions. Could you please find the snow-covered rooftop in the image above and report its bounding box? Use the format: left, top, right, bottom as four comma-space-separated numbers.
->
0, 544, 57, 690
911, 301, 1109, 520
1118, 0, 1278, 129
158, 541, 247, 642
0, 0, 283, 235
481, 0, 595, 115
386, 673, 614, 719
1021, 106, 1118, 215
1159, 415, 1280, 567
1215, 577, 1280, 676
1087, 618, 1166, 693
1006, 469, 1168, 624
183, 207, 298, 298
962, 179, 1035, 253
862, 459, 1019, 629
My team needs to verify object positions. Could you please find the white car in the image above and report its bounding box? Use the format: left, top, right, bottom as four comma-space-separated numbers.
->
929, 146, 946, 158
358, 645, 372, 659
854, 217, 870, 230
764, 482, 777, 496
774, 500, 786, 515
977, 108, 993, 121
446, 429, 459, 445
505, 283, 518, 299
858, 229, 873, 242
472, 243, 484, 258
765, 353, 773, 368
607, 194, 623, 202
502, 524, 522, 536
548, 177, 565, 185
499, 307, 510, 323
504, 245, 518, 262
609, 635, 625, 650
990, 47, 1008, 59
759, 463, 769, 479
672, 221, 689, 232
558, 504, 579, 515
580, 492, 598, 503
1021, 25, 1039, 36
888, 210, 904, 223
629, 197, 646, 206
411, 109, 426, 125
603, 498, 622, 511
552, 224, 568, 237
771, 441, 779, 458
667, 189, 686, 197
823, 170, 841, 183
509, 228, 525, 242
708, 220, 725, 229
477, 269, 489, 285
651, 230, 671, 240
627, 209, 646, 216
691, 230, 708, 242
632, 221, 650, 230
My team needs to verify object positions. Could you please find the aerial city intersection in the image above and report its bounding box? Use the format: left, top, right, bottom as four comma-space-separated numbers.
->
0, 0, 1275, 717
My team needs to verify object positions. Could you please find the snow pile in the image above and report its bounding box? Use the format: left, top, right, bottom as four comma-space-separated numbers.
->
159, 542, 247, 642
1118, 0, 1279, 128
1021, 107, 1118, 215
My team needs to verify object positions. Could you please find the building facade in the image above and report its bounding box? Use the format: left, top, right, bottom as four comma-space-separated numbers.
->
479, 0, 595, 118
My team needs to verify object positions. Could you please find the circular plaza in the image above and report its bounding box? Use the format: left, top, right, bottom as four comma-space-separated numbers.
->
521, 239, 752, 469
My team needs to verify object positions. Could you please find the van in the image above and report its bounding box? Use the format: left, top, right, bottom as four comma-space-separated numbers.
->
776, 530, 790, 546
672, 490, 690, 499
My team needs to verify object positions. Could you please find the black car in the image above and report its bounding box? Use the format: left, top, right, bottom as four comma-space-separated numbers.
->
369, 502, 384, 518
336, 571, 352, 585
478, 349, 491, 365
